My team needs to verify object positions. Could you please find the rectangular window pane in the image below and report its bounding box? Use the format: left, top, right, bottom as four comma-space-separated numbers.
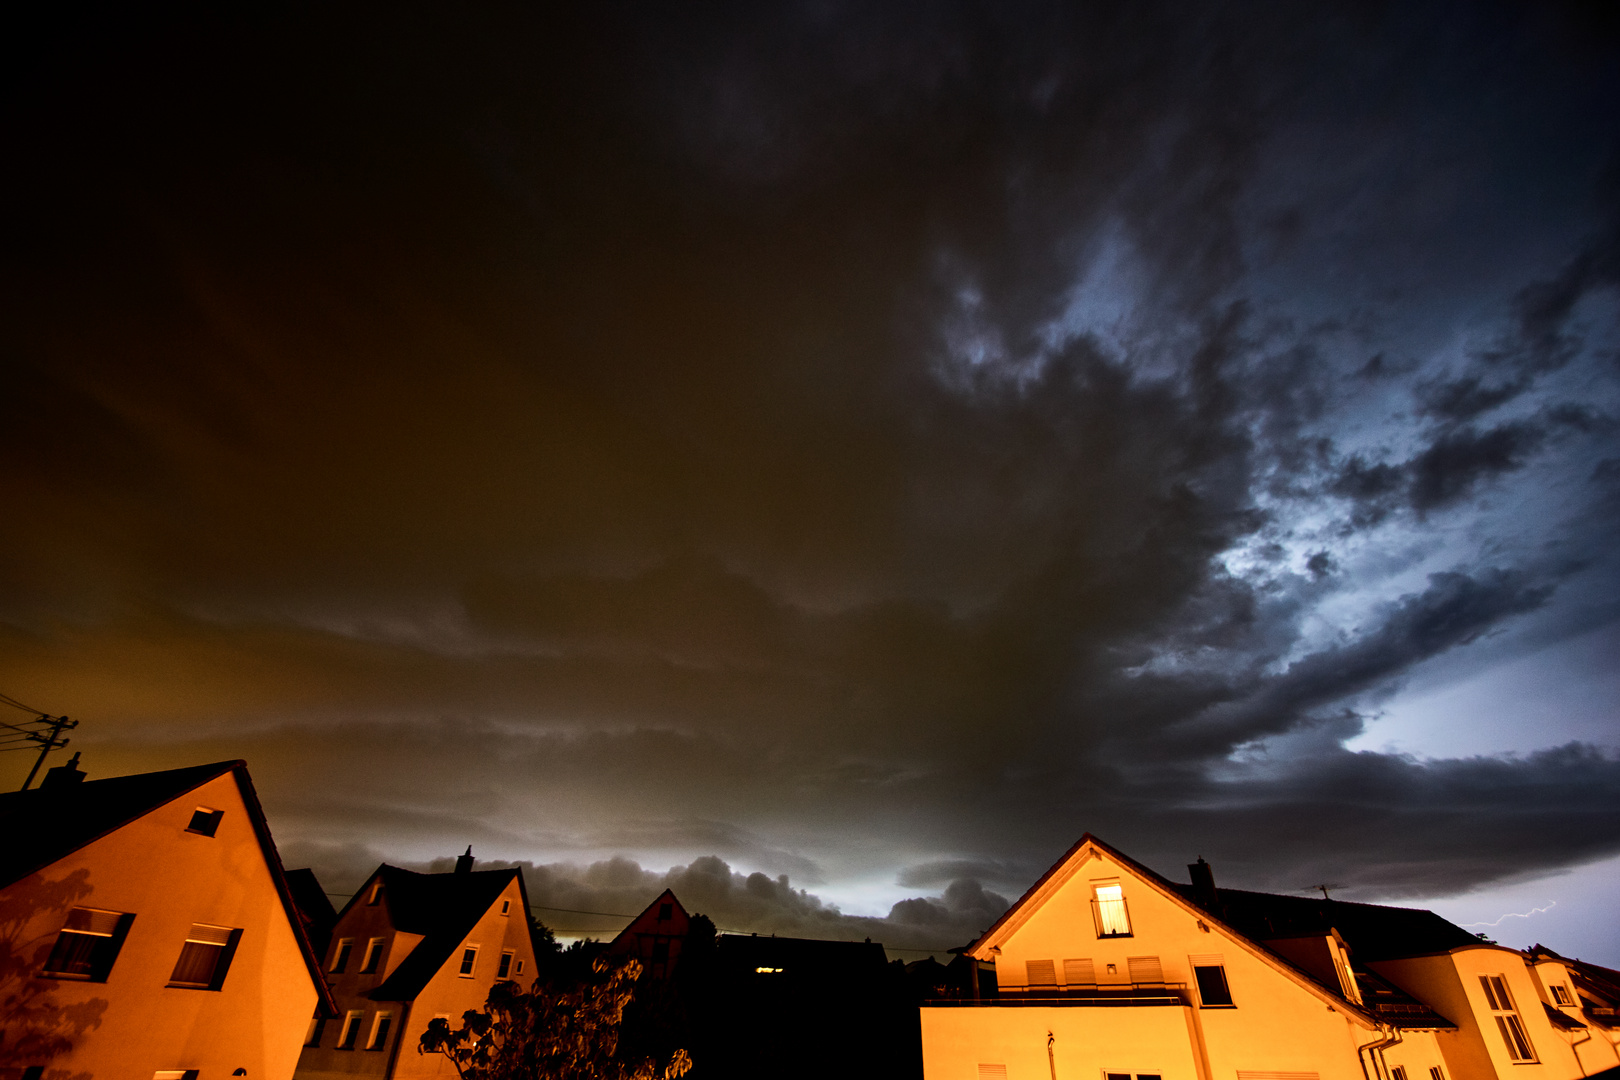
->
1195, 965, 1234, 1007
360, 938, 384, 974
1094, 884, 1131, 936
978, 1066, 1007, 1080
331, 939, 353, 973
498, 952, 513, 979
368, 1012, 393, 1050
1026, 959, 1056, 986
459, 947, 477, 975
170, 941, 225, 986
1128, 956, 1162, 985
339, 1011, 364, 1049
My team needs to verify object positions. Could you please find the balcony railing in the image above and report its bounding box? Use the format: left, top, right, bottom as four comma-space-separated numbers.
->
926, 983, 1189, 1008
1091, 897, 1132, 938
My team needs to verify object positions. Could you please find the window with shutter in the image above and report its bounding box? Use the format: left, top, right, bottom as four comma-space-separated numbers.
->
1127, 955, 1162, 985
1063, 958, 1095, 986
1026, 959, 1057, 986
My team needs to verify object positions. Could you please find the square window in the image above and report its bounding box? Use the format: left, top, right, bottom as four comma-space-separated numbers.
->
459, 946, 478, 977
169, 924, 240, 989
1026, 959, 1056, 987
186, 807, 224, 836
359, 937, 386, 974
41, 908, 133, 982
1551, 984, 1572, 1006
659, 902, 673, 920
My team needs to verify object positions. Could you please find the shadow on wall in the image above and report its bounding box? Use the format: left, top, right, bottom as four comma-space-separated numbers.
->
0, 867, 105, 1079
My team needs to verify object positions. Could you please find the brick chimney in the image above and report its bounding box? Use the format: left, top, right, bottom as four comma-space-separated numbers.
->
41, 752, 86, 790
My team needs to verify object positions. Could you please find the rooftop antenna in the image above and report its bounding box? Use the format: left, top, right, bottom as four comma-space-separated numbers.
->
0, 690, 78, 791
1305, 883, 1341, 900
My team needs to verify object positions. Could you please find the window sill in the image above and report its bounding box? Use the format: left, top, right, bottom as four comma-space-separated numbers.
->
165, 982, 220, 991
1198, 1004, 1237, 1009
1096, 933, 1134, 939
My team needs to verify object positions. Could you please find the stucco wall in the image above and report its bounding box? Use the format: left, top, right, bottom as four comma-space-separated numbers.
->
0, 771, 319, 1079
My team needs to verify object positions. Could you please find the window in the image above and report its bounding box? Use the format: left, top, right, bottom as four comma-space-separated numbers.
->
186, 807, 224, 836
1105, 1073, 1162, 1080
500, 899, 512, 916
1026, 959, 1057, 987
337, 1010, 364, 1049
1392, 1068, 1408, 1080
359, 937, 386, 974
1063, 958, 1095, 986
515, 958, 525, 976
1550, 983, 1573, 1006
1480, 974, 1536, 1062
41, 908, 133, 982
1191, 955, 1234, 1007
168, 924, 241, 989
22, 1068, 43, 1080
1092, 882, 1132, 937
459, 946, 478, 977
1429, 1069, 1445, 1080
498, 951, 514, 979
659, 902, 673, 920
367, 1011, 394, 1050
977, 1065, 1007, 1080
305, 1013, 327, 1047
153, 1072, 199, 1080
330, 937, 353, 973
367, 882, 383, 905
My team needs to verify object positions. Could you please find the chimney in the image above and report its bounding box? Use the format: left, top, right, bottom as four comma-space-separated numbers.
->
1188, 857, 1218, 909
41, 752, 86, 790
455, 846, 474, 874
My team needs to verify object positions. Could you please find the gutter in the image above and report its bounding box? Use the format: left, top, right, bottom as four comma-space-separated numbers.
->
1355, 1024, 1401, 1080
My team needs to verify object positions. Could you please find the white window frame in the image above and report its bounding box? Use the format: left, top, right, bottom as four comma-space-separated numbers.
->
1092, 880, 1132, 937
330, 937, 354, 973
1479, 974, 1537, 1062
337, 1009, 365, 1049
458, 944, 479, 977
366, 1010, 394, 1050
360, 936, 386, 974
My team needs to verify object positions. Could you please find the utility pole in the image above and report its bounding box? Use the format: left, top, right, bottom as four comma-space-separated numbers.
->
20, 714, 77, 790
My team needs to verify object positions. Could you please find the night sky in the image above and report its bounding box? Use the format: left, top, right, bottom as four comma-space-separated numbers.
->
3, 3, 1618, 961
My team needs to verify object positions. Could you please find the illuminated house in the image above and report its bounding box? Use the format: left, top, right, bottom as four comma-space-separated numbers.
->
1522, 945, 1620, 1073
922, 834, 1614, 1080
293, 850, 538, 1079
0, 757, 334, 1079
608, 888, 691, 980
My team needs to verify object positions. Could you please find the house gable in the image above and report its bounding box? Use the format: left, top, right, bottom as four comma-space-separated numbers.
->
968, 834, 1378, 1028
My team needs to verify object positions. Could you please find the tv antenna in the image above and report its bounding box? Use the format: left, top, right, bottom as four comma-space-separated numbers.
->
1304, 883, 1341, 900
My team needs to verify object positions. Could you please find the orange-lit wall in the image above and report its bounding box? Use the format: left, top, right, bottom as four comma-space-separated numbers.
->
1373, 947, 1591, 1080
0, 772, 319, 1078
1527, 956, 1620, 1074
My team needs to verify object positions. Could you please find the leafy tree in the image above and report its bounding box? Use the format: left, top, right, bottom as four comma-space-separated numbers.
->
419, 955, 691, 1080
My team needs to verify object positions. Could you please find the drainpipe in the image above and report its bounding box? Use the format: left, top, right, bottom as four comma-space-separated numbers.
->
1047, 1030, 1058, 1080
1354, 1023, 1400, 1080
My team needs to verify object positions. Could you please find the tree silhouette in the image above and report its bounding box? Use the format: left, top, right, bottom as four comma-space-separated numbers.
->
420, 955, 691, 1080
0, 868, 107, 1078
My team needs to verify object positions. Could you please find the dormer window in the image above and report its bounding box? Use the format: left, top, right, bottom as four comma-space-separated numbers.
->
1092, 882, 1132, 937
186, 808, 224, 836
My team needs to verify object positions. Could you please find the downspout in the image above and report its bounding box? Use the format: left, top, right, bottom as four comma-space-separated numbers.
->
1373, 1026, 1402, 1079
1354, 1022, 1399, 1080
384, 999, 413, 1078
1047, 1030, 1058, 1080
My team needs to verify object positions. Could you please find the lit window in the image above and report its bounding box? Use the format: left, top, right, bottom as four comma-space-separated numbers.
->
1550, 983, 1573, 1006
168, 924, 240, 989
186, 807, 224, 836
1480, 974, 1536, 1062
330, 938, 353, 973
41, 908, 133, 982
367, 1011, 394, 1050
1026, 959, 1056, 987
337, 1010, 364, 1049
498, 951, 514, 979
359, 937, 386, 974
1193, 963, 1234, 1007
459, 946, 478, 977
1092, 882, 1131, 937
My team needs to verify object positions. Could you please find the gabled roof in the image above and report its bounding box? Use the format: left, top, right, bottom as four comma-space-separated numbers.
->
361, 864, 530, 1002
965, 833, 1380, 1029
609, 888, 689, 950
0, 759, 336, 1016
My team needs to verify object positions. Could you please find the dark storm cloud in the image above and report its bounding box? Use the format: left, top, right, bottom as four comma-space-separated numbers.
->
2, 0, 1619, 933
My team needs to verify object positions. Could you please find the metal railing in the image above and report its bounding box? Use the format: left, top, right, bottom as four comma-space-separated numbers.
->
927, 983, 1189, 1008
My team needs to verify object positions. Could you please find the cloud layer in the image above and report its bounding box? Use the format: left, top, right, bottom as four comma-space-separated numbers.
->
1, 0, 1617, 950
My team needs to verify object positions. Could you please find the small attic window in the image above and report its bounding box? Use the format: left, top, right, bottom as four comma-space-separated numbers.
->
500, 900, 511, 916
659, 902, 673, 920
187, 808, 224, 836
368, 882, 384, 905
